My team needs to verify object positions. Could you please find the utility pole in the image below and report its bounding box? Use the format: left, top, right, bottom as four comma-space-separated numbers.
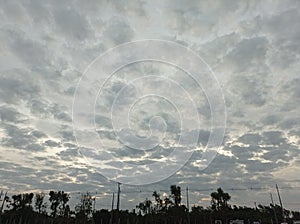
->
186, 186, 190, 224
270, 192, 278, 224
110, 192, 115, 224
111, 192, 115, 211
93, 197, 96, 213
276, 184, 286, 223
117, 183, 121, 211
186, 186, 190, 211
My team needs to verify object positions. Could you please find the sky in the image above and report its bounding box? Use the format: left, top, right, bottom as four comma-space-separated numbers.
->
0, 0, 300, 211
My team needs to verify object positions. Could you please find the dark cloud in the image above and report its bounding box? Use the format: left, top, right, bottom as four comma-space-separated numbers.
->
262, 131, 285, 146
263, 8, 300, 44
261, 114, 281, 126
102, 18, 134, 44
1, 124, 46, 151
229, 75, 267, 106
280, 78, 300, 111
59, 127, 76, 142
224, 37, 269, 72
4, 28, 49, 68
0, 106, 24, 123
44, 139, 61, 147
53, 8, 91, 41
0, 70, 40, 104
238, 133, 262, 146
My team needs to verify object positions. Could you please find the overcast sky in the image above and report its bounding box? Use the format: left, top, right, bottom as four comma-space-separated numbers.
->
0, 0, 300, 211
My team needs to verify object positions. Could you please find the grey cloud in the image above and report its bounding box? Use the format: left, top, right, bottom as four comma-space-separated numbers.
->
261, 147, 289, 162
57, 146, 80, 161
245, 160, 283, 173
229, 145, 253, 161
64, 86, 77, 95
144, 112, 180, 134
95, 115, 113, 129
21, 0, 52, 25
26, 143, 44, 151
261, 114, 281, 126
197, 99, 212, 119
44, 140, 61, 147
112, 0, 147, 18
280, 78, 300, 111
263, 8, 300, 44
229, 75, 267, 106
0, 0, 299, 211
28, 98, 72, 121
200, 154, 239, 175
197, 32, 239, 66
28, 98, 51, 116
50, 104, 72, 121
96, 129, 116, 140
279, 117, 300, 130
101, 80, 136, 107
238, 133, 262, 146
30, 130, 46, 138
224, 37, 268, 72
102, 18, 134, 44
0, 106, 24, 123
53, 7, 92, 41
0, 70, 40, 104
197, 130, 210, 146
1, 124, 46, 151
0, 1, 28, 25
262, 131, 285, 146
7, 29, 49, 68
59, 128, 76, 142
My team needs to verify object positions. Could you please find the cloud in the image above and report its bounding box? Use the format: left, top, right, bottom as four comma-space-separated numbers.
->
102, 18, 134, 45
0, 0, 299, 211
53, 7, 92, 41
0, 69, 40, 104
0, 106, 24, 123
1, 124, 46, 151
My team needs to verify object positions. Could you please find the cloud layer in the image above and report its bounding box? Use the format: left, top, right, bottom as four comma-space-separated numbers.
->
0, 0, 299, 210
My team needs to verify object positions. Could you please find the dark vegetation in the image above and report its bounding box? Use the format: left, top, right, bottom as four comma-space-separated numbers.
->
0, 186, 299, 224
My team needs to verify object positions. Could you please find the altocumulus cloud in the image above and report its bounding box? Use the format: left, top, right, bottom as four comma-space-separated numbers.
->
0, 0, 299, 210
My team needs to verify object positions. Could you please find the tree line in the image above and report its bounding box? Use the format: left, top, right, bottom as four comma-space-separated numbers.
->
0, 186, 299, 224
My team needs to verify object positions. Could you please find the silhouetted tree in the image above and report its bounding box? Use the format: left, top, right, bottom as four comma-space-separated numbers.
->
170, 185, 181, 207
49, 190, 69, 218
152, 191, 163, 212
136, 198, 152, 215
211, 187, 231, 211
75, 192, 94, 221
35, 192, 47, 214
10, 193, 34, 211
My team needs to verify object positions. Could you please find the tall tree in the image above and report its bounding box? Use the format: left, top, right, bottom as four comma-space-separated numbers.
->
170, 185, 181, 207
152, 191, 163, 212
10, 193, 34, 211
35, 193, 47, 214
136, 198, 152, 215
75, 192, 94, 219
210, 188, 231, 210
49, 191, 70, 218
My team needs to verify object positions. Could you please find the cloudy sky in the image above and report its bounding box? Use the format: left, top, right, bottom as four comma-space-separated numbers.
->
0, 0, 300, 211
